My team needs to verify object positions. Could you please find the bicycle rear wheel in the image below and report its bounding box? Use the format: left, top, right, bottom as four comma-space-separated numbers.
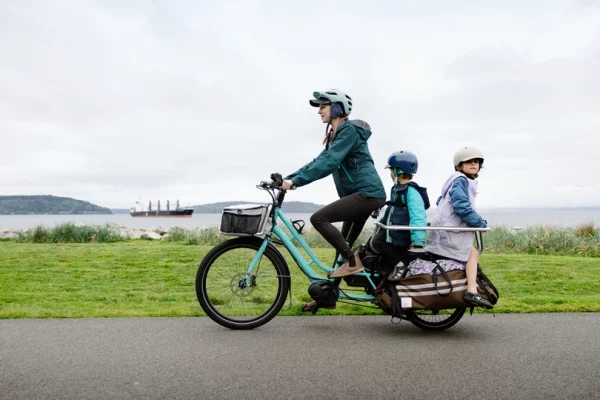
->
195, 237, 290, 330
405, 308, 466, 331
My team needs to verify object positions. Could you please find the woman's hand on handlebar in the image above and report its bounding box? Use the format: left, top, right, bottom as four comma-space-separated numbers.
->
282, 180, 295, 191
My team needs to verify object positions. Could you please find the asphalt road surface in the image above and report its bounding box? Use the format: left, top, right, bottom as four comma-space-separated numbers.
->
1, 314, 599, 400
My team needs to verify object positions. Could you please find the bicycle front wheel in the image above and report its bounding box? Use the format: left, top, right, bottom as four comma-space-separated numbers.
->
195, 237, 290, 330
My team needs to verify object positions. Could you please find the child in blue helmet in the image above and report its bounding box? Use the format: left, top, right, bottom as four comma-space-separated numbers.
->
370, 151, 430, 271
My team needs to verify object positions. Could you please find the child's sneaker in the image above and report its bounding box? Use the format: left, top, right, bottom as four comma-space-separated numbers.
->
387, 262, 406, 282
464, 291, 493, 309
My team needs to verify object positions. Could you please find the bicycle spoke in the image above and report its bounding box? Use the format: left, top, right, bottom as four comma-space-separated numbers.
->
201, 243, 284, 320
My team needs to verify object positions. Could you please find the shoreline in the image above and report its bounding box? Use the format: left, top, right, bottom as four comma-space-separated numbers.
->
1, 223, 598, 258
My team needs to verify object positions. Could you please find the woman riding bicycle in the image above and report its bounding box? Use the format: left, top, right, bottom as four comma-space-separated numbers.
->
282, 89, 386, 288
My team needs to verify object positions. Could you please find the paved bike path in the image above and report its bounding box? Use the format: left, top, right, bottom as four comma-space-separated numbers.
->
1, 314, 599, 400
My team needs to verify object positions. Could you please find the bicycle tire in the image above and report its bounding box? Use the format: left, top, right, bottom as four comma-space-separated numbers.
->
195, 237, 290, 330
405, 307, 466, 331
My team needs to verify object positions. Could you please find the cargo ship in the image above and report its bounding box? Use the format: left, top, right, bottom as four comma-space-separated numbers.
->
129, 199, 194, 218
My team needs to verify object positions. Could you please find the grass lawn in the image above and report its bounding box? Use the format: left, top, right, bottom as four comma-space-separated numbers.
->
1, 241, 599, 318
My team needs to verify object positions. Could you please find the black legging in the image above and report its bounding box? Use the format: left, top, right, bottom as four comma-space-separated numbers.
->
310, 193, 386, 261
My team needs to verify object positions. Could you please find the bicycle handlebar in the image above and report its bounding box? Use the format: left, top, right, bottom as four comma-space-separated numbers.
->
257, 172, 296, 191
255, 173, 298, 208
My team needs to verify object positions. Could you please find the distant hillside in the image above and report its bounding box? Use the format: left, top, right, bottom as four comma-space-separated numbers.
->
193, 201, 324, 213
0, 195, 112, 215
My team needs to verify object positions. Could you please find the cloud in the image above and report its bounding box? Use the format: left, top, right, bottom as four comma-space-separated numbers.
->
1, 0, 599, 209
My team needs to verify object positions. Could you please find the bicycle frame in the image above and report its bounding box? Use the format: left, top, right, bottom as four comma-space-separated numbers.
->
246, 206, 379, 302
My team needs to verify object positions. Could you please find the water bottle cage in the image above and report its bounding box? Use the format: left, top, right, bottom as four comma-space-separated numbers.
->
292, 220, 305, 235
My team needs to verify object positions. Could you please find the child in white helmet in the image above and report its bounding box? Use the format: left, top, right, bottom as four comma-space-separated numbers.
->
425, 147, 493, 309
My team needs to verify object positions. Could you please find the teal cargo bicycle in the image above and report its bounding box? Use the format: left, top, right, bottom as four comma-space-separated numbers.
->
195, 173, 493, 330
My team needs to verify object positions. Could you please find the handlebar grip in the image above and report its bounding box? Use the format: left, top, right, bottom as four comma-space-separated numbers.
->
257, 176, 294, 190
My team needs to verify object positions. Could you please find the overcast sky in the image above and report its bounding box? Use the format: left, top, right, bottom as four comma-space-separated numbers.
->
1, 0, 599, 209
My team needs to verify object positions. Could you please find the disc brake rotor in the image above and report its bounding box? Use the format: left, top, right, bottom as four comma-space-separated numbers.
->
230, 273, 256, 297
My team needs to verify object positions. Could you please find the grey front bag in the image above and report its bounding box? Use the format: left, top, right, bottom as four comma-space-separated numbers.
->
220, 204, 272, 236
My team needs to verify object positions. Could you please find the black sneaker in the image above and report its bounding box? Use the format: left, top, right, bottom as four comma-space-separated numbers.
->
387, 263, 405, 282
464, 291, 493, 309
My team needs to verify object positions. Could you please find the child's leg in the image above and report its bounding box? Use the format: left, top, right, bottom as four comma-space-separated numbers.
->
463, 247, 493, 309
466, 247, 479, 293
